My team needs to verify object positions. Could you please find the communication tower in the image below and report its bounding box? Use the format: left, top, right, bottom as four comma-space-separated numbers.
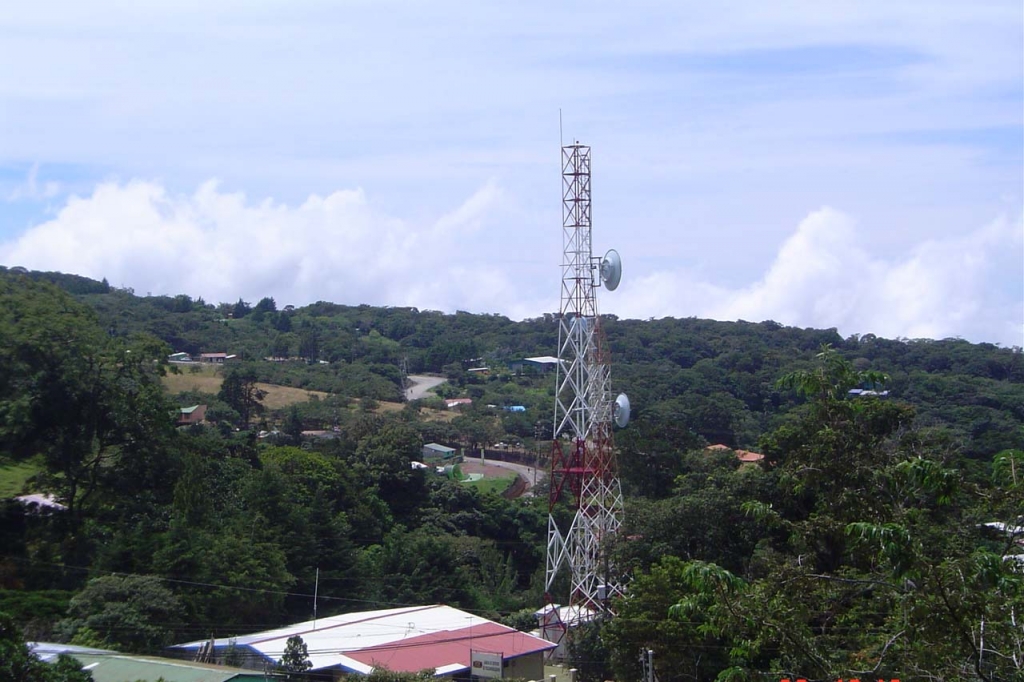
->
545, 142, 630, 617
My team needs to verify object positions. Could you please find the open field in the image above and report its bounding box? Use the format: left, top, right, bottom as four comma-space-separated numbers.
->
0, 456, 43, 498
465, 474, 517, 495
163, 365, 456, 418
258, 384, 331, 409
162, 372, 224, 395
162, 364, 330, 409
459, 460, 519, 495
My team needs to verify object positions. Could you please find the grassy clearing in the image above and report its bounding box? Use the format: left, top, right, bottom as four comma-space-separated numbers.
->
162, 364, 330, 409
162, 363, 223, 394
162, 365, 453, 418
163, 374, 224, 395
259, 383, 331, 409
464, 472, 517, 495
0, 456, 44, 498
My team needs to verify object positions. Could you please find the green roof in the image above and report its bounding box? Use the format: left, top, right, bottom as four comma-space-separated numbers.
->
71, 653, 267, 682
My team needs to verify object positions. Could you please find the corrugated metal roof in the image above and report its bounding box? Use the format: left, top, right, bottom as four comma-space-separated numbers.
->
173, 604, 554, 676
73, 654, 266, 682
30, 642, 114, 662
346, 622, 550, 675
30, 645, 263, 682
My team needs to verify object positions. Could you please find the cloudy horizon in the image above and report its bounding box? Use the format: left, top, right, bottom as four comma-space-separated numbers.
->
2, 2, 1021, 346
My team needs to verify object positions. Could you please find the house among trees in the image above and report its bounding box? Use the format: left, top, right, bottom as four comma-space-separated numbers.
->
706, 443, 764, 463
199, 352, 237, 363
177, 405, 207, 426
167, 351, 192, 363
508, 356, 561, 374
169, 604, 555, 679
422, 442, 458, 462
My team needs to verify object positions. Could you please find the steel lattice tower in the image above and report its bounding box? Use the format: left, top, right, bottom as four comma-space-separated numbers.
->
545, 143, 625, 615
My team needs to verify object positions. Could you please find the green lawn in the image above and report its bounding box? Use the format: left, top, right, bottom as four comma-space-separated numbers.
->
464, 473, 517, 495
0, 456, 44, 498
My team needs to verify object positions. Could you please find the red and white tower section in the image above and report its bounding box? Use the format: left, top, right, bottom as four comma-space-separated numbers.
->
545, 142, 630, 616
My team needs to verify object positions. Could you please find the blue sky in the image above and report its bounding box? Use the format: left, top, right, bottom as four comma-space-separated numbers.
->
1, 1, 1021, 345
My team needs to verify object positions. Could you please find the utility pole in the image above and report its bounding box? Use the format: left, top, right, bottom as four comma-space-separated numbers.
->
640, 648, 655, 682
312, 566, 319, 629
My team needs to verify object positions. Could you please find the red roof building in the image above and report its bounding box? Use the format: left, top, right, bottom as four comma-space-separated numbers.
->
706, 443, 765, 463
171, 604, 555, 678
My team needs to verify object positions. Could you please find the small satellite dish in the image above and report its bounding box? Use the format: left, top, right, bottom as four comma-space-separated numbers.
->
600, 249, 622, 291
613, 393, 631, 428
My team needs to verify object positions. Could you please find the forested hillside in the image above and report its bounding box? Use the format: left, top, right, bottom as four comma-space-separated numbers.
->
1, 267, 1021, 681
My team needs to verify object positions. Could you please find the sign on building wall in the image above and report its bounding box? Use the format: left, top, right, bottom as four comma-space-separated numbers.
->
471, 650, 503, 679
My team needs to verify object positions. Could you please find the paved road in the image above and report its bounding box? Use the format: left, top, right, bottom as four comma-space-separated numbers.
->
404, 374, 447, 401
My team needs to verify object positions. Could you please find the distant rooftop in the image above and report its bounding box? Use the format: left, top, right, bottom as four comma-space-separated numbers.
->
706, 443, 764, 463
523, 356, 561, 364
30, 644, 263, 682
171, 604, 554, 676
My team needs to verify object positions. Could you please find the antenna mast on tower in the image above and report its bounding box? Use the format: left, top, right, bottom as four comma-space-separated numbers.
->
545, 142, 630, 616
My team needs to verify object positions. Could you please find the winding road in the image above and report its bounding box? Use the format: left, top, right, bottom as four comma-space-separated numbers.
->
486, 457, 547, 494
404, 374, 447, 401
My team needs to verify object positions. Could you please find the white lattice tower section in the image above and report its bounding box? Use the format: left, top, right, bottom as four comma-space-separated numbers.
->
546, 143, 625, 615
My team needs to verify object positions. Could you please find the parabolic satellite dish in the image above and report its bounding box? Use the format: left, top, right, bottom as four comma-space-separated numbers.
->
600, 249, 622, 291
614, 393, 631, 428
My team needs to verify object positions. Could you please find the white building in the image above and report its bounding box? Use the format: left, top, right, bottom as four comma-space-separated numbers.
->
170, 604, 554, 679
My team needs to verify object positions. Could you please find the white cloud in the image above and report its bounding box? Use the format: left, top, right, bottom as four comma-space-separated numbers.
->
0, 178, 526, 316
1, 181, 1020, 347
612, 208, 1023, 346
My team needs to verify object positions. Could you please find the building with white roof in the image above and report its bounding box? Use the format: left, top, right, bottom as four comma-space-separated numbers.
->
532, 604, 597, 662
170, 604, 554, 679
508, 356, 563, 375
31, 643, 265, 682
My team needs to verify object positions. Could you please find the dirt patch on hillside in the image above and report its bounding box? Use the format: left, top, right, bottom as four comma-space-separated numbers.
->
375, 401, 455, 422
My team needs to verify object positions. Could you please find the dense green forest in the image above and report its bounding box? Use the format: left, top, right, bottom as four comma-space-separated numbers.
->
0, 266, 1021, 681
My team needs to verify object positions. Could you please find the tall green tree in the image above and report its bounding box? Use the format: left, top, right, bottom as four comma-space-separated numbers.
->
217, 366, 266, 428
278, 635, 312, 680
56, 575, 183, 654
0, 274, 173, 527
654, 348, 1024, 680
